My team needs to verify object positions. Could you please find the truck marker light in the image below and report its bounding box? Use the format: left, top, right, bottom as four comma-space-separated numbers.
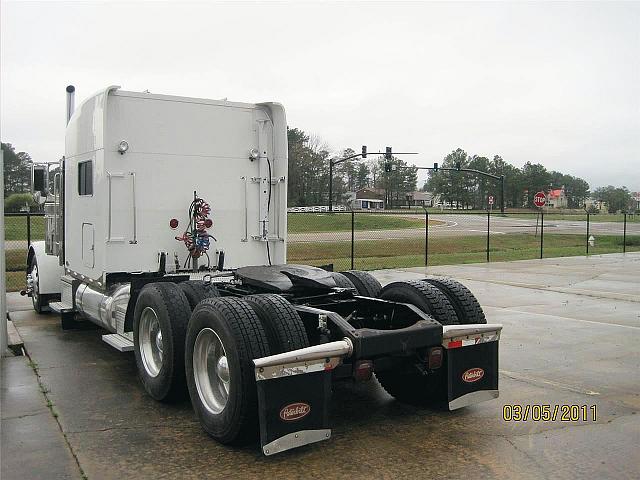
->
462, 368, 484, 383
428, 347, 443, 369
353, 360, 373, 382
279, 402, 311, 421
169, 219, 179, 229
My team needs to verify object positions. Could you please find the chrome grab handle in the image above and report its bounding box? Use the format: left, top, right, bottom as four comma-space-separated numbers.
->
130, 172, 137, 244
106, 172, 125, 242
241, 176, 248, 242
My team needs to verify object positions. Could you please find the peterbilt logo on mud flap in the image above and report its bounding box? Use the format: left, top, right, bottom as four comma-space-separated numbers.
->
279, 402, 311, 421
462, 368, 484, 383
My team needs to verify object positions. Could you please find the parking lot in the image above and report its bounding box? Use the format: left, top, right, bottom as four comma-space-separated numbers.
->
2, 253, 639, 480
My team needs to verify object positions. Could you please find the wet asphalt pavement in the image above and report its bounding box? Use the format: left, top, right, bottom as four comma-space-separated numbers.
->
3, 253, 639, 479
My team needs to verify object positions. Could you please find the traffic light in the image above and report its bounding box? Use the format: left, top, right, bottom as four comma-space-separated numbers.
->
361, 145, 367, 159
433, 162, 438, 172
456, 162, 461, 171
385, 147, 392, 160
384, 163, 392, 172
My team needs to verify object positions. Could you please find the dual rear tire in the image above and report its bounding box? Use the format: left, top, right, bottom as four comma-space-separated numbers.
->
374, 278, 485, 406
185, 294, 309, 444
133, 283, 308, 445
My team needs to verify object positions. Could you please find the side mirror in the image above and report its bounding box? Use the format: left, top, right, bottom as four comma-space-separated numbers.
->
31, 164, 49, 204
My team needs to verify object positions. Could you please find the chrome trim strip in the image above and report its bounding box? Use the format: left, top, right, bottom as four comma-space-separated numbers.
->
262, 429, 331, 456
253, 339, 353, 369
442, 324, 503, 338
449, 389, 499, 410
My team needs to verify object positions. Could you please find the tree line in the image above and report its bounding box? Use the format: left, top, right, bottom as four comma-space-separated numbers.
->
288, 129, 636, 212
423, 148, 592, 210
287, 128, 417, 207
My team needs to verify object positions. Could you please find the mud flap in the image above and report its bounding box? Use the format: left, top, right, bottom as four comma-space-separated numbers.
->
442, 324, 502, 410
254, 359, 335, 455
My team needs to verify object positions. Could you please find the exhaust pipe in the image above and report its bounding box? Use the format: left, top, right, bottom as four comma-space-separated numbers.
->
66, 85, 75, 125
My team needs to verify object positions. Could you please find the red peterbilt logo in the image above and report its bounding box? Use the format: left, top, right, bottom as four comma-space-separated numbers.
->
279, 402, 311, 421
462, 368, 484, 383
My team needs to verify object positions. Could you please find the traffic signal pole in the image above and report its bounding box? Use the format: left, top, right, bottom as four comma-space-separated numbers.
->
328, 147, 417, 211
387, 162, 506, 212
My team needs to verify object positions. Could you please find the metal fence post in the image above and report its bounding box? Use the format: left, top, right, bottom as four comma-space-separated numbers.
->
623, 213, 627, 253
425, 210, 429, 267
351, 211, 355, 270
27, 209, 31, 247
586, 212, 590, 256
540, 211, 544, 259
486, 209, 490, 262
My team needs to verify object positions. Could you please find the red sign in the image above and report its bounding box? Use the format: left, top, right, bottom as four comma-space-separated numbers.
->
462, 367, 485, 383
279, 402, 311, 421
534, 191, 546, 207
488, 195, 494, 205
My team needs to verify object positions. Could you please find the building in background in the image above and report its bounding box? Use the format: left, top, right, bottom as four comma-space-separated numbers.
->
547, 187, 568, 208
405, 191, 438, 208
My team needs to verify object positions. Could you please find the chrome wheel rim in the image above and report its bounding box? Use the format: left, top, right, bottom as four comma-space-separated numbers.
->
139, 307, 163, 378
31, 265, 39, 308
193, 328, 230, 415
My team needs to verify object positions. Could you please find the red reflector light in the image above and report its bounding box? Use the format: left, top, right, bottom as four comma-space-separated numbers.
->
353, 360, 373, 382
169, 218, 179, 229
428, 347, 443, 370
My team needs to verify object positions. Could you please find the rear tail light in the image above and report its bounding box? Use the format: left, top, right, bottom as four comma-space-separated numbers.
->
428, 347, 443, 370
353, 360, 373, 382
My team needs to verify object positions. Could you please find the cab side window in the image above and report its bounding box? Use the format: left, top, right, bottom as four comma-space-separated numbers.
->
78, 160, 93, 196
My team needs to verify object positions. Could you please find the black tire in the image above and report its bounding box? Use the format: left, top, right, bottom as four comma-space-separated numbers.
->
28, 256, 47, 314
178, 280, 220, 310
341, 270, 382, 298
375, 280, 458, 406
330, 272, 357, 290
422, 277, 486, 325
378, 280, 459, 325
133, 282, 191, 402
244, 294, 309, 354
185, 297, 270, 445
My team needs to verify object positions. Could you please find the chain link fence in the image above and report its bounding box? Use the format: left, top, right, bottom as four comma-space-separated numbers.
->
4, 213, 45, 292
287, 210, 639, 272
4, 211, 638, 291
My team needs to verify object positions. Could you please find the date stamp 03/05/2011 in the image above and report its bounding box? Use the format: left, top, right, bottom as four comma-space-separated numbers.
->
502, 404, 597, 422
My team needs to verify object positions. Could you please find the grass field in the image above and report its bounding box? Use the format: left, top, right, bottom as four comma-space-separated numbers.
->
4, 215, 45, 241
287, 233, 640, 271
287, 213, 441, 233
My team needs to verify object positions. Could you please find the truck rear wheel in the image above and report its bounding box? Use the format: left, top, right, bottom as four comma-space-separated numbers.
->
422, 277, 486, 324
185, 297, 270, 445
341, 270, 382, 297
178, 280, 220, 310
378, 280, 459, 325
133, 282, 191, 402
330, 272, 357, 290
244, 294, 309, 354
375, 280, 458, 406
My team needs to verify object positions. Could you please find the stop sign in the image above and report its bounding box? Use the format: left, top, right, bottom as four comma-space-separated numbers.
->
534, 191, 546, 207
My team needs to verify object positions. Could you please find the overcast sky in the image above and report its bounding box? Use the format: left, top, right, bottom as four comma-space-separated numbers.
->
2, 1, 639, 191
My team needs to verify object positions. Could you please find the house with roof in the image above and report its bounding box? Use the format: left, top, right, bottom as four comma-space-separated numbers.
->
405, 191, 438, 207
547, 187, 568, 208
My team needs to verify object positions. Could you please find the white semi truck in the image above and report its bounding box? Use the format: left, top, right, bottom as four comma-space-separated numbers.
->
25, 86, 502, 455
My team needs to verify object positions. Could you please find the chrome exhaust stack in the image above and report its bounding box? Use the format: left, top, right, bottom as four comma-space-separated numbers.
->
66, 85, 75, 125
